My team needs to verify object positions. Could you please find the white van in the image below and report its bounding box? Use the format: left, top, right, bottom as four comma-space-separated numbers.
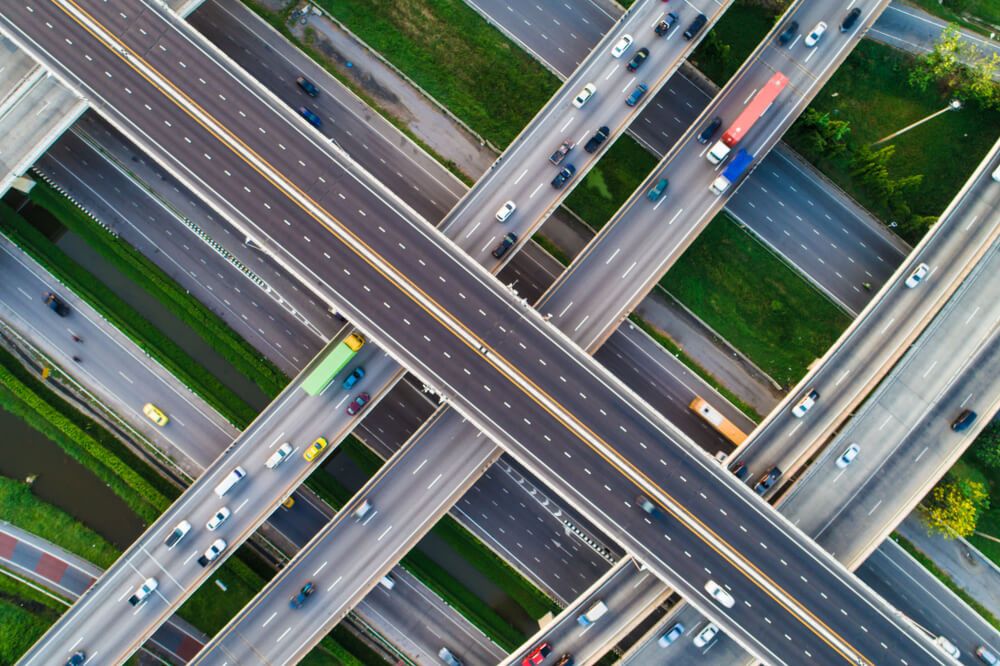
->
379, 574, 395, 590
214, 466, 247, 498
577, 599, 608, 627
993, 164, 1000, 182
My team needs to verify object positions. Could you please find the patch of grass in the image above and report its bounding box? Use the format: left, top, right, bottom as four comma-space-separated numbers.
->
661, 214, 851, 388
176, 548, 267, 634
0, 477, 120, 568
0, 571, 63, 664
690, 2, 782, 85
785, 40, 1000, 238
315, 0, 560, 148
904, 0, 1000, 37
0, 201, 256, 427
565, 136, 660, 231
29, 181, 289, 399
0, 345, 171, 524
628, 314, 762, 422
531, 234, 571, 267
891, 532, 1000, 633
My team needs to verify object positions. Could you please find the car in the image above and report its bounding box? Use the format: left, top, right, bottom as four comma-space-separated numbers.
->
753, 466, 782, 495
704, 579, 735, 608
777, 20, 799, 45
128, 577, 158, 606
904, 262, 930, 288
836, 443, 860, 468
495, 200, 517, 222
697, 116, 722, 144
289, 581, 316, 609
342, 366, 365, 390
549, 139, 574, 165
654, 12, 678, 36
952, 409, 977, 432
683, 13, 708, 40
143, 403, 169, 427
303, 436, 329, 462
610, 34, 633, 58
354, 499, 373, 520
43, 291, 70, 316
206, 507, 231, 531
492, 232, 518, 258
572, 83, 596, 109
553, 655, 573, 666
994, 164, 1000, 182
265, 442, 293, 469
439, 647, 463, 666
66, 652, 86, 666
522, 642, 553, 666
627, 47, 649, 72
298, 106, 322, 128
731, 461, 749, 480
197, 538, 227, 567
791, 388, 820, 417
164, 520, 191, 549
552, 164, 576, 189
977, 646, 999, 665
647, 178, 669, 202
804, 21, 827, 47
935, 635, 962, 662
296, 76, 319, 97
841, 7, 862, 32
584, 126, 610, 153
281, 496, 295, 509
658, 622, 685, 647
693, 622, 720, 648
626, 83, 648, 107
346, 392, 371, 415
635, 494, 658, 515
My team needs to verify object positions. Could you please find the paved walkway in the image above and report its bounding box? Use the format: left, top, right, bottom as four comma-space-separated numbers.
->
0, 521, 207, 663
897, 514, 1000, 620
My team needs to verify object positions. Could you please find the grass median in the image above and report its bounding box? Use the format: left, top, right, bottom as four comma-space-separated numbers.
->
690, 1, 782, 85
565, 135, 660, 231
0, 569, 66, 664
660, 213, 851, 388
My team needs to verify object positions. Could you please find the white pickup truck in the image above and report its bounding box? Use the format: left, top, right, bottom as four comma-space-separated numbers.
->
128, 577, 158, 606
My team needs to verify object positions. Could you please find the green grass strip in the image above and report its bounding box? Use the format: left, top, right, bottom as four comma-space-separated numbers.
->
628, 314, 762, 422
891, 532, 1000, 633
29, 181, 289, 399
0, 570, 63, 664
0, 200, 256, 427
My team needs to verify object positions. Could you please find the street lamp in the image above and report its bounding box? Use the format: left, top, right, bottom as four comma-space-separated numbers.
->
872, 99, 962, 146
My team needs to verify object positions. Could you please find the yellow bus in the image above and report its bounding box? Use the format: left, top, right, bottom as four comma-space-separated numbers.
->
689, 396, 747, 446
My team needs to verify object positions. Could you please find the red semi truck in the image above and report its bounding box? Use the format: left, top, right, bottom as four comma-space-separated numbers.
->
706, 72, 789, 164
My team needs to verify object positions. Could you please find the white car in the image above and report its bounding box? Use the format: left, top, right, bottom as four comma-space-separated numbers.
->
804, 21, 827, 47
791, 389, 820, 418
206, 507, 231, 531
693, 622, 720, 648
573, 83, 597, 109
904, 262, 930, 288
495, 200, 516, 222
265, 442, 293, 469
704, 580, 735, 608
935, 635, 961, 663
836, 443, 860, 469
198, 538, 227, 567
610, 34, 633, 58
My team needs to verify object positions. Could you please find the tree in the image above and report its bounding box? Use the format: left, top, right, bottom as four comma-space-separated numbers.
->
796, 108, 851, 157
971, 422, 1000, 470
920, 476, 990, 538
910, 24, 1000, 108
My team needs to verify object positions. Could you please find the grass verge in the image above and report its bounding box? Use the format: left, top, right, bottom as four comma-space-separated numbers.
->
312, 0, 560, 148
0, 199, 256, 427
903, 0, 1000, 37
0, 569, 64, 664
891, 532, 1000, 633
660, 213, 851, 388
628, 314, 762, 422
690, 1, 782, 85
564, 136, 660, 231
0, 344, 172, 524
28, 181, 288, 399
785, 40, 1000, 242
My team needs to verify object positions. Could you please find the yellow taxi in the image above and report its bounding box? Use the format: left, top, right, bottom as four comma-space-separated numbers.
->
143, 403, 169, 427
303, 437, 329, 462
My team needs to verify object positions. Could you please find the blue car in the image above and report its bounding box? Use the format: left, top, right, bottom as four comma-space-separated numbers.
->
298, 106, 322, 128
626, 83, 648, 107
343, 366, 365, 390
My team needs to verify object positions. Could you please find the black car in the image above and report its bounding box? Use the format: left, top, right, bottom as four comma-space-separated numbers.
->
654, 12, 679, 36
584, 126, 610, 153
298, 106, 322, 128
66, 652, 86, 666
753, 466, 782, 495
42, 292, 70, 317
551, 164, 576, 189
683, 13, 707, 40
296, 76, 319, 97
492, 232, 518, 259
777, 20, 799, 45
627, 47, 649, 72
697, 116, 722, 144
731, 461, 749, 480
840, 7, 861, 32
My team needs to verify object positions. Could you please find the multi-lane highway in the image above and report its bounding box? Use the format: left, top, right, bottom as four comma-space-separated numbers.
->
0, 1, 950, 664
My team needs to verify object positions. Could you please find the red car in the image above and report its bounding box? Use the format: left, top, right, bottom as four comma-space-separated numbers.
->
522, 643, 552, 666
346, 392, 371, 416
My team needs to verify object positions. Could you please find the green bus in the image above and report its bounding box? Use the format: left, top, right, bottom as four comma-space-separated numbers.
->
301, 334, 365, 396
